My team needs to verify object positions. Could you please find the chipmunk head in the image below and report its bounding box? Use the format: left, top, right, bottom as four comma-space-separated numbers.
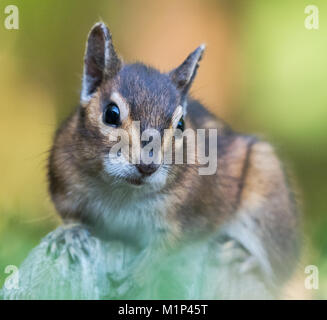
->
79, 22, 205, 188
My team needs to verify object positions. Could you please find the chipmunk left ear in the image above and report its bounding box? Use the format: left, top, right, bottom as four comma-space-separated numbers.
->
81, 22, 122, 104
169, 44, 205, 99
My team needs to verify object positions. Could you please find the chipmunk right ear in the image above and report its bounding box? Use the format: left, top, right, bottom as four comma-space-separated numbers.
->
81, 22, 122, 104
169, 44, 205, 101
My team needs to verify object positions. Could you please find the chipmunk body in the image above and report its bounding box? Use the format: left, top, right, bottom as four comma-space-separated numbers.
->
48, 22, 300, 297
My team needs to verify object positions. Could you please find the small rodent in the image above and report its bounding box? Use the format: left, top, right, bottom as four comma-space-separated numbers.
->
47, 22, 300, 297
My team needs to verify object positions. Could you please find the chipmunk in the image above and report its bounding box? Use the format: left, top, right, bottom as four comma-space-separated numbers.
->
47, 22, 300, 298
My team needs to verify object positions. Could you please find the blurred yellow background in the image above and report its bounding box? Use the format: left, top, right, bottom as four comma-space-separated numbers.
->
0, 0, 326, 297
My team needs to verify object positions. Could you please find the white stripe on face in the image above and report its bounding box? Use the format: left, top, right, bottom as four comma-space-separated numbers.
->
110, 91, 129, 121
172, 105, 183, 129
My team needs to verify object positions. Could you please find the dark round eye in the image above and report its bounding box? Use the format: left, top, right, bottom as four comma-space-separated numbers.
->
103, 103, 121, 127
177, 117, 185, 131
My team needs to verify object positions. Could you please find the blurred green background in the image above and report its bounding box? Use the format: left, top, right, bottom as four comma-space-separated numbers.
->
0, 0, 326, 298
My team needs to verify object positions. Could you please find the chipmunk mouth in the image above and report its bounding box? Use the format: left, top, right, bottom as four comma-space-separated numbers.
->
125, 177, 144, 186
122, 168, 168, 189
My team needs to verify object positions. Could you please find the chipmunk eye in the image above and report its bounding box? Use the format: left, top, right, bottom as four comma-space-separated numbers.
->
177, 117, 185, 131
103, 103, 121, 127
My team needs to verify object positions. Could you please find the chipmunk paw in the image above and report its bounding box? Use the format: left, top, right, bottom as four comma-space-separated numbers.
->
45, 224, 94, 263
216, 239, 260, 275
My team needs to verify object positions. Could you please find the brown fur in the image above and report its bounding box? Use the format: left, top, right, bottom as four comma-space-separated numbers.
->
48, 22, 300, 295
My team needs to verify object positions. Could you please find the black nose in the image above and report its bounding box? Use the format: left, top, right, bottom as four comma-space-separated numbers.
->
136, 163, 159, 176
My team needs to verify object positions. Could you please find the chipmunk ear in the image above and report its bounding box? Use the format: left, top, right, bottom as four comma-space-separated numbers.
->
81, 22, 122, 104
169, 44, 205, 98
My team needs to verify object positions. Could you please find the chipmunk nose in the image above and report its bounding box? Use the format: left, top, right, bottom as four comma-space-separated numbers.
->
136, 163, 159, 176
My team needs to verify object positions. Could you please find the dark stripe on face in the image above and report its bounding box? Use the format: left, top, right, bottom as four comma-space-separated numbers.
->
117, 63, 180, 134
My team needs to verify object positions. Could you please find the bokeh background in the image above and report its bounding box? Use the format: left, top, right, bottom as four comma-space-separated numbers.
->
0, 0, 326, 298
